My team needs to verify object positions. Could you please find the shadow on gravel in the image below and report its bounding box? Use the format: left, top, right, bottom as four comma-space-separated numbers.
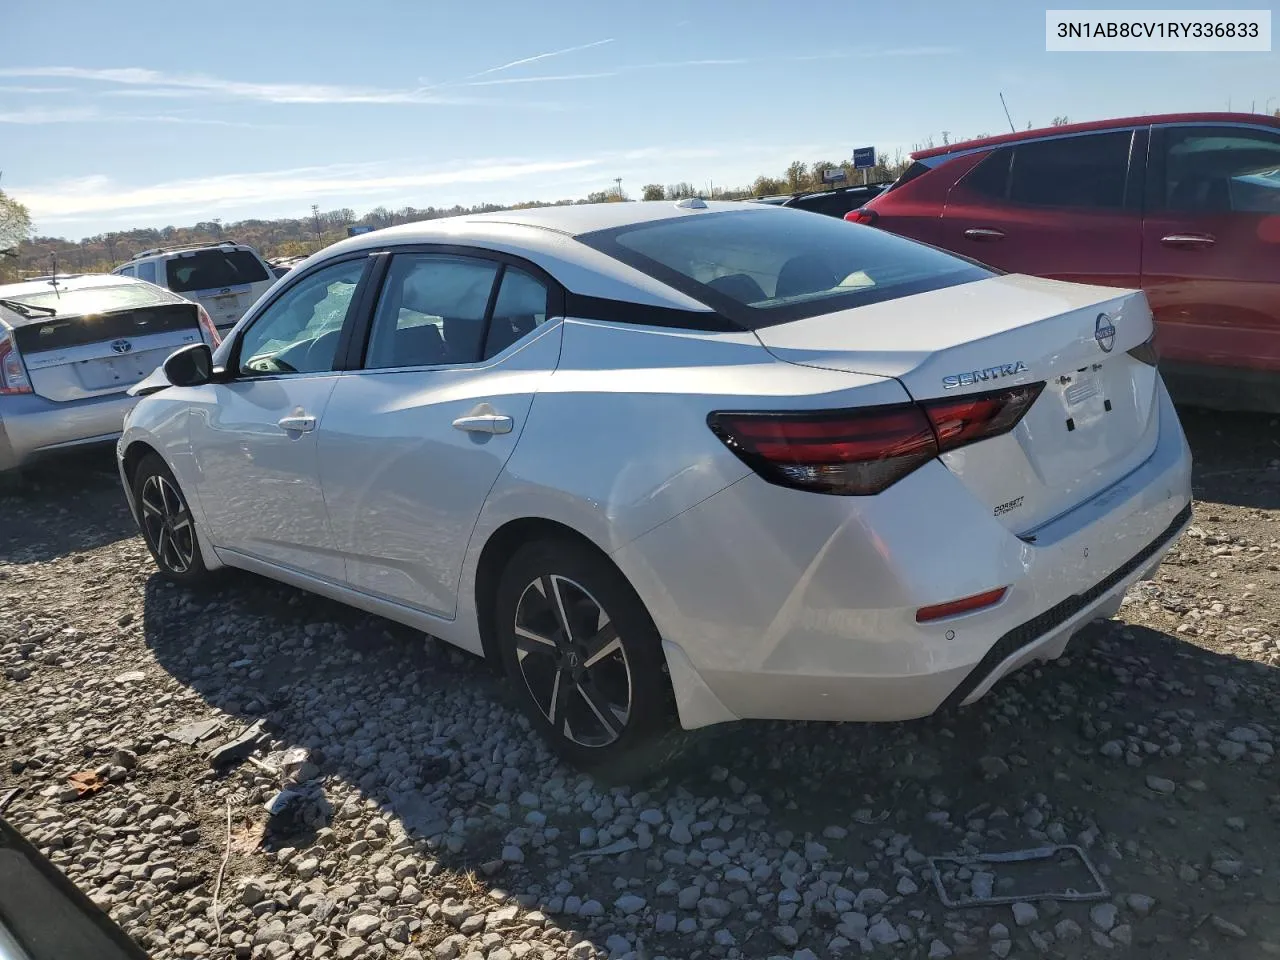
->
0, 450, 136, 563
1179, 406, 1280, 510
138, 552, 1280, 958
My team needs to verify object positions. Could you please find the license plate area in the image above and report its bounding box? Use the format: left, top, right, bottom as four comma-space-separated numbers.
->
76, 351, 167, 390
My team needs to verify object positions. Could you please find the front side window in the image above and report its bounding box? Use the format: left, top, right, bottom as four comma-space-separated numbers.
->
1160, 126, 1280, 214
579, 208, 993, 328
963, 132, 1132, 210
166, 249, 270, 293
365, 255, 499, 369
236, 259, 364, 376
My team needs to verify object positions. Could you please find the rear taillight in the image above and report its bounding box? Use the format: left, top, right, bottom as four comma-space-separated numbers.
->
844, 208, 878, 225
195, 305, 222, 347
708, 383, 1044, 496
0, 332, 33, 396
1127, 330, 1158, 367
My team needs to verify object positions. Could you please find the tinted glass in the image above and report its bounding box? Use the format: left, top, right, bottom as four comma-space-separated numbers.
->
136, 261, 158, 284
484, 267, 550, 359
1007, 132, 1131, 209
962, 148, 1013, 200
166, 250, 269, 292
580, 208, 993, 328
14, 304, 197, 353
116, 265, 136, 277
365, 255, 499, 369
1162, 126, 1280, 214
7, 282, 172, 315
237, 259, 363, 376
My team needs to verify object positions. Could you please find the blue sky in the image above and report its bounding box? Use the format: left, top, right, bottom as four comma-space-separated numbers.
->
2, 0, 1276, 239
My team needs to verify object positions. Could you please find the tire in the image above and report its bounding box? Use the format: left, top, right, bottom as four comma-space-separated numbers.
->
494, 537, 679, 774
131, 453, 211, 586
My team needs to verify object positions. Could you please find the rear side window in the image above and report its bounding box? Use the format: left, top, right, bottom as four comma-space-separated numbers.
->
165, 250, 269, 293
885, 160, 932, 193
964, 132, 1132, 209
579, 208, 994, 328
1158, 125, 1280, 214
136, 261, 157, 284
365, 255, 500, 369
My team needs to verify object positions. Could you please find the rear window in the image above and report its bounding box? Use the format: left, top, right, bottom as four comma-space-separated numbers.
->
4, 283, 173, 316
165, 250, 268, 292
14, 303, 197, 353
578, 208, 993, 328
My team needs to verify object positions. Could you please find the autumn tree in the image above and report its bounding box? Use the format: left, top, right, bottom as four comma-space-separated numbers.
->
641, 184, 665, 201
0, 190, 33, 281
785, 161, 808, 192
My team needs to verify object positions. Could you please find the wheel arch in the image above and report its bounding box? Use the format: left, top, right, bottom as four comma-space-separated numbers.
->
473, 516, 616, 671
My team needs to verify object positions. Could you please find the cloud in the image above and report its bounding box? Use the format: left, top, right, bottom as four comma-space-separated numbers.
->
464, 39, 616, 79
20, 158, 606, 223
0, 105, 260, 126
0, 66, 496, 106
457, 46, 955, 86
0, 85, 72, 94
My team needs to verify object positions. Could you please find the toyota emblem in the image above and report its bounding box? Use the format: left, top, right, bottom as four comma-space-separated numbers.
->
110, 339, 133, 354
1094, 313, 1116, 353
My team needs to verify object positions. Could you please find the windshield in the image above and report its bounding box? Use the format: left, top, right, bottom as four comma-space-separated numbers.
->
165, 249, 269, 292
578, 208, 993, 328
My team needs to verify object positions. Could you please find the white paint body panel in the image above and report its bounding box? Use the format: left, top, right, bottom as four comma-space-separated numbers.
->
118, 202, 1194, 733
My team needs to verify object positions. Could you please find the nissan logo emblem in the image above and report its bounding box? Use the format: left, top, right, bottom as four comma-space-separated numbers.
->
111, 339, 133, 354
1094, 313, 1116, 353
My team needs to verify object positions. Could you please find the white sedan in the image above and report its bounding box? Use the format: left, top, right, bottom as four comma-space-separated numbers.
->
119, 200, 1193, 769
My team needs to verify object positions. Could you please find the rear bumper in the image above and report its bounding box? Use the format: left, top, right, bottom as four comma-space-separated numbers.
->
0, 392, 137, 473
613, 381, 1193, 729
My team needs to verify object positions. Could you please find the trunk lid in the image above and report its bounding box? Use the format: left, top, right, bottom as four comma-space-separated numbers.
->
753, 274, 1162, 532
14, 303, 202, 402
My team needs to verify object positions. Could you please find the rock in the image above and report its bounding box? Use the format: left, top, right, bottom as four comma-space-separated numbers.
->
1211, 916, 1247, 939
615, 894, 646, 916
867, 918, 899, 944
1219, 740, 1248, 760
239, 880, 265, 906
1012, 902, 1039, 927
1212, 859, 1245, 877
772, 925, 799, 947
638, 808, 663, 826
578, 900, 604, 918
502, 845, 524, 864
698, 897, 732, 919
978, 755, 1011, 777
1090, 902, 1118, 932
1126, 893, 1155, 916
928, 939, 953, 958
655, 913, 677, 934
347, 915, 380, 938
254, 920, 287, 945
1055, 919, 1083, 941
822, 825, 848, 840
1227, 726, 1259, 744
669, 821, 692, 845
896, 875, 919, 896
991, 941, 1012, 959
1145, 775, 1176, 794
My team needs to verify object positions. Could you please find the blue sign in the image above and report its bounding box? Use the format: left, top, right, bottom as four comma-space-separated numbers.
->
347, 225, 375, 236
853, 147, 877, 170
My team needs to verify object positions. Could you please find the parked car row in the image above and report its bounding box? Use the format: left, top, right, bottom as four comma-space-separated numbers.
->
848, 112, 1280, 413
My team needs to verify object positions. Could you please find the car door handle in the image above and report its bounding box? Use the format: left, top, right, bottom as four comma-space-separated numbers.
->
277, 414, 317, 433
1160, 233, 1216, 248
964, 228, 1006, 241
452, 414, 514, 435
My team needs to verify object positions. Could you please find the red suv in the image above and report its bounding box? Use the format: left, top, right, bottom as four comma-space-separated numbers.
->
851, 113, 1280, 412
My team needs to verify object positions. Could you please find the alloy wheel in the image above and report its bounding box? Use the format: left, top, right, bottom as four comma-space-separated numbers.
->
139, 474, 195, 574
512, 574, 632, 748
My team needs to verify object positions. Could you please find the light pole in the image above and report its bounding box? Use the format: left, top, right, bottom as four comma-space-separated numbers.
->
1267, 96, 1277, 115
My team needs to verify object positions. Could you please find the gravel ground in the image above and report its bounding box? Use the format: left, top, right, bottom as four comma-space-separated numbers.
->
2, 407, 1279, 960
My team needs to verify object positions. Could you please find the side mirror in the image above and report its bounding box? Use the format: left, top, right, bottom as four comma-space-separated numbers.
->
163, 343, 214, 387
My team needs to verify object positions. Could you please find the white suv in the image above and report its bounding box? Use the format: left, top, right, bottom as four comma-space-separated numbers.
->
113, 241, 276, 334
